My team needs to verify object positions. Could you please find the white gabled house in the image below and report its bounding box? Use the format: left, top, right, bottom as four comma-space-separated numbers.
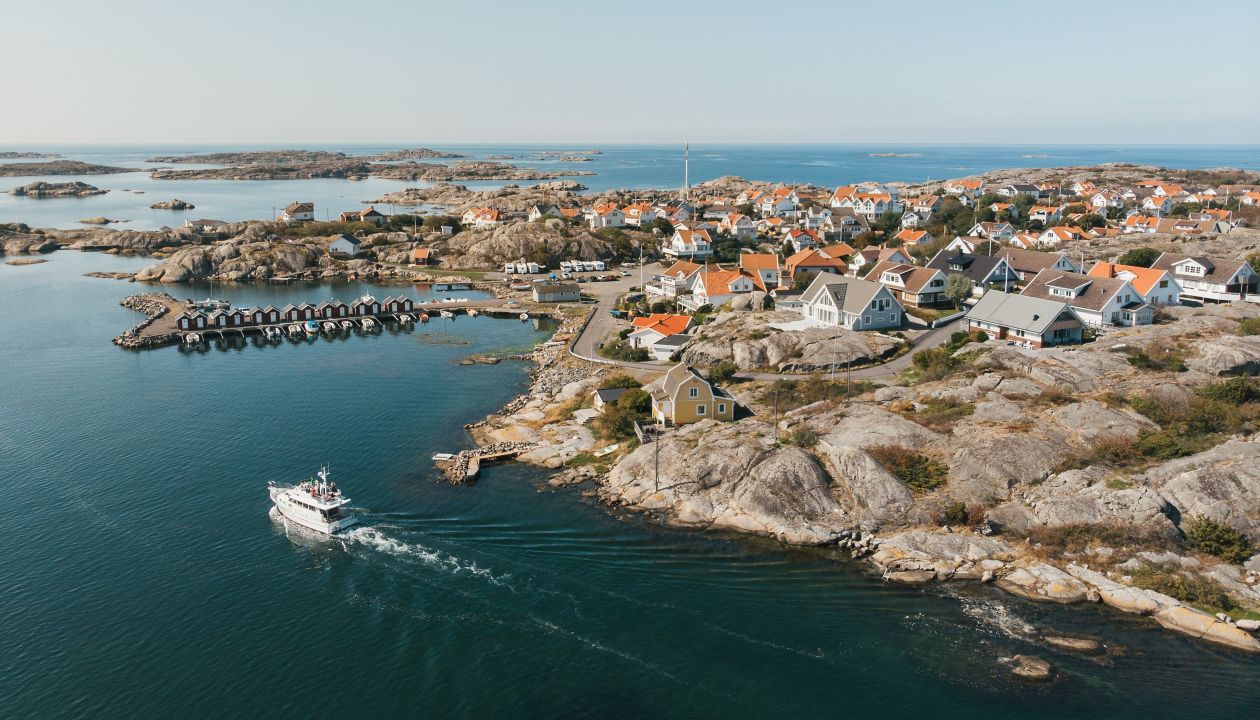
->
798, 272, 904, 330
663, 229, 714, 259
1019, 269, 1151, 327
1150, 253, 1259, 303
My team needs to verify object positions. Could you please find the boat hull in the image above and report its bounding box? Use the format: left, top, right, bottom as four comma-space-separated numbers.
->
269, 486, 359, 535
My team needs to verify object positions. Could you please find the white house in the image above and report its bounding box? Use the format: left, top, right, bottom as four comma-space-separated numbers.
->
280, 202, 314, 223
1150, 253, 1259, 303
329, 234, 361, 258
720, 212, 756, 241
1087, 262, 1182, 306
798, 272, 903, 330
1020, 269, 1151, 327
663, 229, 714, 259
589, 203, 625, 229
679, 269, 757, 311
968, 222, 1015, 242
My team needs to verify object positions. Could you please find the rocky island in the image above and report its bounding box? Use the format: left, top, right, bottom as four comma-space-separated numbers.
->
0, 160, 136, 176
0, 151, 63, 159
9, 181, 108, 197
149, 198, 195, 210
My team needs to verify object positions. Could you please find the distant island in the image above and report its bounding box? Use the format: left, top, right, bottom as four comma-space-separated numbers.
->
0, 160, 137, 176
0, 151, 63, 159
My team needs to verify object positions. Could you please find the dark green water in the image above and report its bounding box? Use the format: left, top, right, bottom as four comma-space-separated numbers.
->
2, 253, 1257, 719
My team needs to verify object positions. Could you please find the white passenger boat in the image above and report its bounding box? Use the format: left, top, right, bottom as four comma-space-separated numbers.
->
439, 310, 454, 319
268, 467, 359, 535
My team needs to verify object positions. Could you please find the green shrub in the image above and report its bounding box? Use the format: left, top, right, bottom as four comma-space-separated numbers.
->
909, 397, 975, 431
868, 445, 948, 492
1199, 377, 1260, 405
602, 374, 642, 389
942, 500, 969, 526
1025, 522, 1178, 554
1237, 317, 1260, 336
783, 427, 819, 447
709, 360, 740, 384
1185, 516, 1254, 565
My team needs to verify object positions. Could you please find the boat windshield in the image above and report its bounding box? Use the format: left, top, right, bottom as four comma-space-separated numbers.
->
321, 507, 341, 520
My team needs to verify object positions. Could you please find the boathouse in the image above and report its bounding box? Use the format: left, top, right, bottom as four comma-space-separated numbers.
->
352, 296, 380, 316
257, 306, 279, 324
382, 296, 414, 313
228, 308, 248, 326
318, 300, 350, 318
208, 309, 229, 327
176, 311, 207, 330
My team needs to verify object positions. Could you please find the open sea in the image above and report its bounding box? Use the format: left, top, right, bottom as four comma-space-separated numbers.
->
3, 148, 1260, 717
2, 143, 1259, 230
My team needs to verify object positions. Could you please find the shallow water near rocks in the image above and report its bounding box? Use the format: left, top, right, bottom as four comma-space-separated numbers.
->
1, 252, 1258, 718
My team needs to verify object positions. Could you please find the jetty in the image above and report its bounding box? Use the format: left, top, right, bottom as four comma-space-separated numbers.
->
433, 442, 537, 483
112, 293, 553, 351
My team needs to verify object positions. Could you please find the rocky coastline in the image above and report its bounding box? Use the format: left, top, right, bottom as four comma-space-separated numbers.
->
466, 300, 1260, 658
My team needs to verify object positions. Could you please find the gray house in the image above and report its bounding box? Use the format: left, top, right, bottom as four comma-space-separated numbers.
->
965, 290, 1084, 348
798, 272, 904, 330
533, 283, 581, 303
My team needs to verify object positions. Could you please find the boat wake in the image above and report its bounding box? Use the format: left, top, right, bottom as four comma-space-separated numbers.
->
341, 526, 513, 587
946, 588, 1037, 641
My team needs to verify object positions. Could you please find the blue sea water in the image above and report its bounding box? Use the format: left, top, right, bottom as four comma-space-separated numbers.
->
1, 252, 1258, 718
2, 143, 1258, 230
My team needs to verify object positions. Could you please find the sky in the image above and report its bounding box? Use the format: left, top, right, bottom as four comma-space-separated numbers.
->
3, 0, 1258, 145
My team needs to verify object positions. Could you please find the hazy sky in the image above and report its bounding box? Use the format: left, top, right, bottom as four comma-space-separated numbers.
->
4, 0, 1258, 144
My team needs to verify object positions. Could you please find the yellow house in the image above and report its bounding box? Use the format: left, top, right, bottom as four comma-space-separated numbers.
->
649, 364, 736, 426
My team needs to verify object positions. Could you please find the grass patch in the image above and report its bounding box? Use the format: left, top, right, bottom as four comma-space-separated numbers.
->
761, 374, 879, 411
868, 445, 948, 492
781, 427, 819, 448
1123, 341, 1188, 373
905, 331, 981, 384
1129, 564, 1238, 614
1237, 317, 1260, 336
1025, 522, 1179, 556
906, 397, 975, 432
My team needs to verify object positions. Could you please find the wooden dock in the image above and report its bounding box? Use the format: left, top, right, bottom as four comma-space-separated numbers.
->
114, 294, 554, 351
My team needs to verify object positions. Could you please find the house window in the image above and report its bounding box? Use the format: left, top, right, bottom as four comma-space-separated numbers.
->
697, 404, 706, 415
689, 387, 698, 398
864, 315, 871, 324
718, 403, 726, 414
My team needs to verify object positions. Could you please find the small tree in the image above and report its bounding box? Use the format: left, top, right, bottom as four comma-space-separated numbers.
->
944, 274, 972, 307
1117, 247, 1160, 268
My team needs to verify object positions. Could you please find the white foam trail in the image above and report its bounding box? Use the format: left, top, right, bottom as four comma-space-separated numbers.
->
702, 623, 827, 660
950, 590, 1036, 640
342, 527, 512, 587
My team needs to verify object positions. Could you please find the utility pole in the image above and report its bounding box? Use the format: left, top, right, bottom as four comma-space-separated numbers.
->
654, 426, 660, 493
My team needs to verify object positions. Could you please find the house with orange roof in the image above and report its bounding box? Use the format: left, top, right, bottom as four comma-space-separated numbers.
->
410, 247, 432, 265
863, 260, 949, 308
1090, 190, 1124, 210
648, 259, 704, 299
738, 252, 780, 291
1152, 183, 1185, 198
1240, 190, 1260, 206
622, 202, 658, 228
784, 227, 821, 253
894, 228, 936, 247
756, 216, 786, 234
679, 267, 756, 311
944, 179, 983, 195
784, 247, 848, 285
1088, 262, 1181, 306
759, 187, 799, 217
1142, 195, 1172, 215
461, 207, 504, 229
1123, 214, 1161, 234
628, 313, 694, 358
588, 202, 625, 229
833, 191, 901, 219
908, 194, 943, 214
720, 212, 755, 240
988, 201, 1018, 217
847, 246, 913, 278
1027, 204, 1065, 225
829, 185, 857, 206
339, 206, 386, 226
663, 228, 713, 259
1036, 226, 1087, 248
